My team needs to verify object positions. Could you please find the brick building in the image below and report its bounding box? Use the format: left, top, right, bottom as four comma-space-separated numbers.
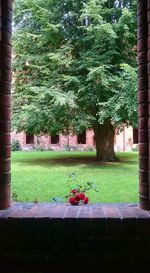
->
11, 126, 137, 151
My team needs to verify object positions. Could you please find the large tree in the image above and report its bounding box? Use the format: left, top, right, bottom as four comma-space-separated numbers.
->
13, 0, 137, 161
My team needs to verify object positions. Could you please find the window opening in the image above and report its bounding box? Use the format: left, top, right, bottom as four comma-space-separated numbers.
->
26, 134, 34, 144
77, 131, 86, 144
51, 135, 59, 144
133, 129, 138, 144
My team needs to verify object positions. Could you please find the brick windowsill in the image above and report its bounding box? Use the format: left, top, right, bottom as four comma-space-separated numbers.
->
0, 202, 150, 219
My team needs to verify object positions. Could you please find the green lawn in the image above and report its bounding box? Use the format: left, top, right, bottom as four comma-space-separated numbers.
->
11, 151, 139, 203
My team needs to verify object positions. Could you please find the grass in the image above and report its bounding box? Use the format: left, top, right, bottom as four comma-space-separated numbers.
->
11, 151, 139, 203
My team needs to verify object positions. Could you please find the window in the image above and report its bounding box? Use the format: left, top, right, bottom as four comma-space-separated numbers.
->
77, 131, 86, 144
133, 128, 138, 144
51, 135, 59, 144
26, 134, 34, 144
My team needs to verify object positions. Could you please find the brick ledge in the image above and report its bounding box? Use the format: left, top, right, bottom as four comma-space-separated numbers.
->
0, 202, 150, 219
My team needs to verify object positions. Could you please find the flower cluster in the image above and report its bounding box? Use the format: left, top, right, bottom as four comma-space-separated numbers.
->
69, 189, 89, 205
65, 173, 99, 206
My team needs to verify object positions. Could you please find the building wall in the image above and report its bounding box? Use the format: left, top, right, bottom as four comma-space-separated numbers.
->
11, 127, 135, 151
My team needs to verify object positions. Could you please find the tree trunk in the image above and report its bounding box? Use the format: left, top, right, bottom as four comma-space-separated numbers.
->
93, 120, 118, 162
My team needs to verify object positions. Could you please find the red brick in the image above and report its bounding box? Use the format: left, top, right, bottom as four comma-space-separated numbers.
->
0, 133, 11, 145
1, 31, 11, 44
0, 94, 11, 107
137, 1, 147, 16
1, 44, 12, 57
138, 76, 148, 90
148, 117, 150, 128
138, 90, 147, 103
78, 205, 92, 218
139, 197, 150, 210
139, 117, 148, 129
103, 206, 120, 218
139, 156, 148, 171
148, 24, 150, 37
138, 103, 148, 117
49, 204, 68, 218
91, 206, 105, 218
138, 14, 147, 27
137, 25, 147, 40
139, 170, 149, 183
138, 129, 148, 142
138, 51, 147, 65
148, 36, 150, 49
0, 182, 10, 196
138, 64, 147, 77
139, 182, 149, 196
1, 69, 12, 82
0, 121, 11, 132
139, 143, 148, 156
148, 10, 150, 23
137, 39, 147, 53
0, 198, 10, 210
148, 63, 150, 75
148, 90, 150, 102
0, 80, 11, 93
0, 172, 11, 185
2, 1, 12, 10
65, 205, 81, 218
148, 50, 150, 62
0, 145, 11, 158
0, 107, 11, 120
1, 56, 11, 69
0, 158, 11, 172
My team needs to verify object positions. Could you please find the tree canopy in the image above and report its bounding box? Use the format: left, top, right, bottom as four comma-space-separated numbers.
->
13, 0, 137, 160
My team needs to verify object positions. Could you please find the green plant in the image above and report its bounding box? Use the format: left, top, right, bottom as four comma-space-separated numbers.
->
65, 173, 99, 205
12, 192, 18, 201
132, 144, 138, 152
11, 140, 22, 151
85, 146, 96, 152
35, 144, 46, 151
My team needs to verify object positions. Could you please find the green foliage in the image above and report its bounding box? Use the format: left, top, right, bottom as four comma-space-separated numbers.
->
13, 0, 137, 137
11, 140, 22, 151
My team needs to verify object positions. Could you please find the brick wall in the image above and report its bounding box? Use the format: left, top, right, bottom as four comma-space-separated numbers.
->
0, 0, 12, 209
12, 128, 134, 151
138, 0, 150, 210
0, 203, 150, 273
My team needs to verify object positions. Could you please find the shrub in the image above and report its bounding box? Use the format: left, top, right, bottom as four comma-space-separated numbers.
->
132, 144, 138, 152
84, 146, 96, 151
11, 140, 22, 151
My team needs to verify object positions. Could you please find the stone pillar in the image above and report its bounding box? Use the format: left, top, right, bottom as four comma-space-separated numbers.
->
138, 0, 150, 210
0, 0, 12, 209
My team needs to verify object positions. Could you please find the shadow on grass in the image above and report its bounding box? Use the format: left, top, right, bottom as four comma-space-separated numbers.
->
15, 153, 138, 169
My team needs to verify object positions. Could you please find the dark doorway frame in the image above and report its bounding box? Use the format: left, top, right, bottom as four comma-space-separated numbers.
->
0, 0, 149, 210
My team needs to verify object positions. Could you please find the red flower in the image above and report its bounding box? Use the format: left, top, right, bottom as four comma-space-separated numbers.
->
69, 196, 79, 205
75, 194, 81, 202
83, 197, 89, 204
71, 189, 77, 194
78, 192, 85, 200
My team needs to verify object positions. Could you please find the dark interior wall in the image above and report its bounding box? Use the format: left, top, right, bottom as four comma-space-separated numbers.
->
0, 203, 150, 273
